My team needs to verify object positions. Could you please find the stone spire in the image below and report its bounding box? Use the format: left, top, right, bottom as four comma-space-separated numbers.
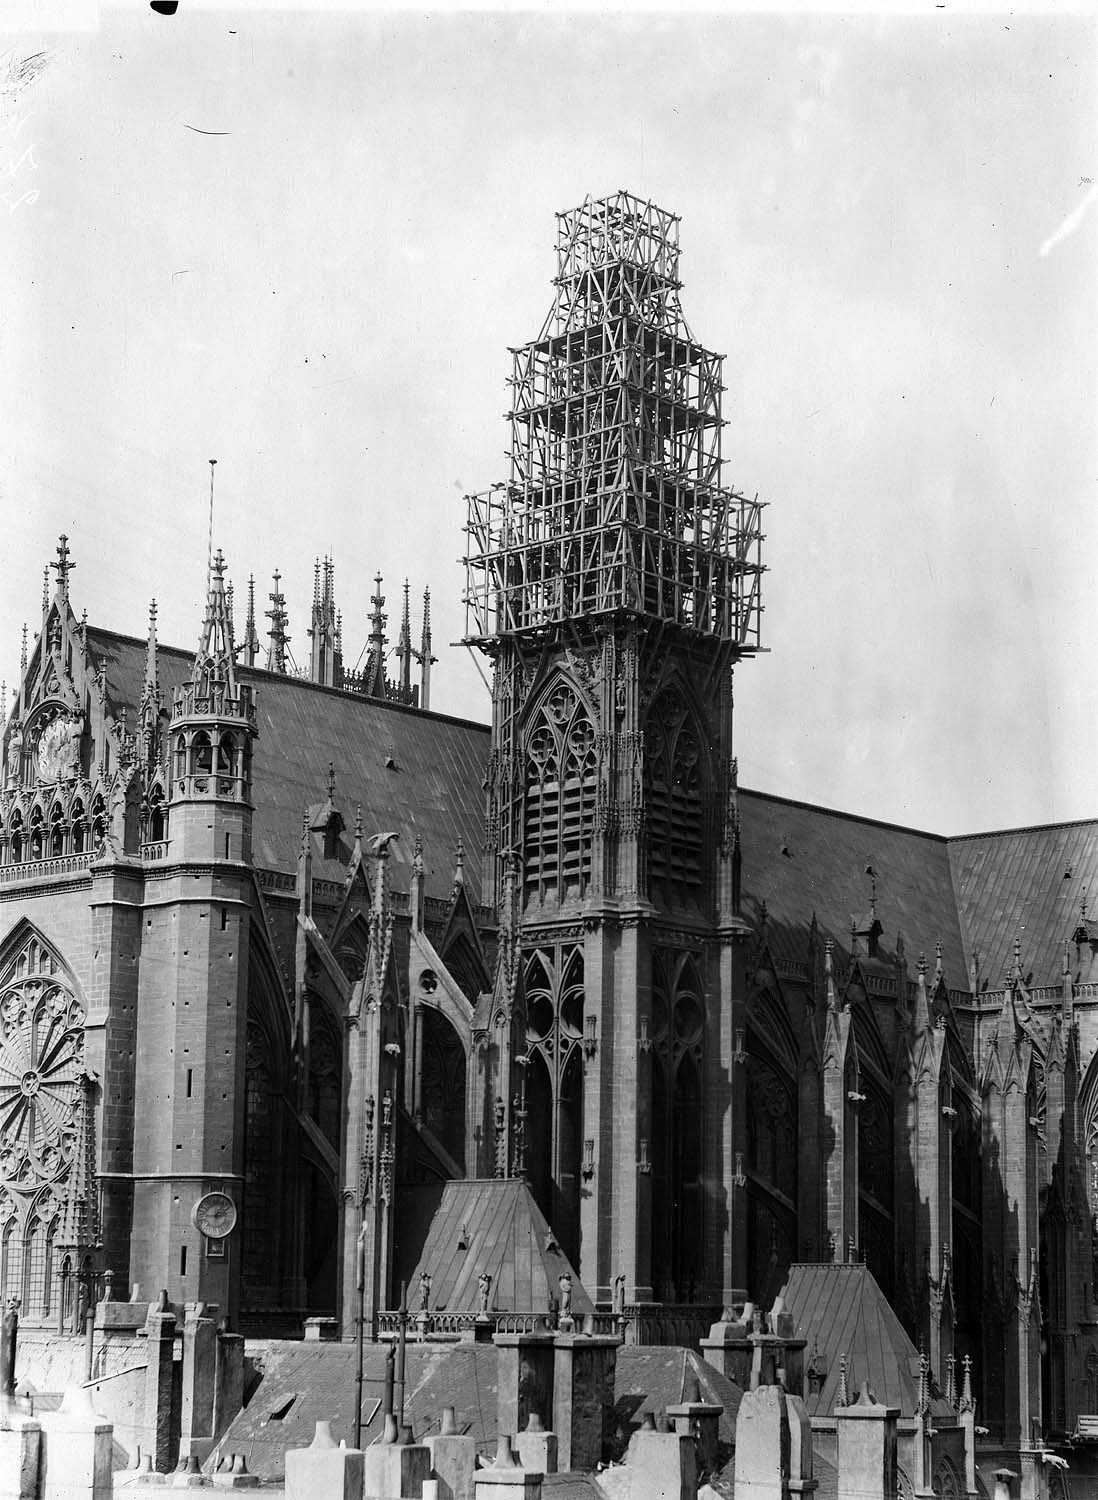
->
309, 556, 340, 687
241, 574, 261, 668
395, 580, 413, 701
140, 598, 161, 725
193, 550, 239, 699
418, 587, 436, 710
266, 570, 291, 673
362, 573, 389, 699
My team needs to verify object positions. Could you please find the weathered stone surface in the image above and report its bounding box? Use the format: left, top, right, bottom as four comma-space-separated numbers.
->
286, 1421, 363, 1500
0, 1415, 41, 1500
39, 1385, 113, 1500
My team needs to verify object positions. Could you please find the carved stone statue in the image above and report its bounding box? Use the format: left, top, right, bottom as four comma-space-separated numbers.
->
558, 1273, 572, 1318
478, 1271, 492, 1314
612, 1274, 626, 1315
418, 1271, 431, 1313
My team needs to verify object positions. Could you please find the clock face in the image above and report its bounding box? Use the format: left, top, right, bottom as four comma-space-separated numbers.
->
193, 1191, 237, 1240
35, 716, 77, 784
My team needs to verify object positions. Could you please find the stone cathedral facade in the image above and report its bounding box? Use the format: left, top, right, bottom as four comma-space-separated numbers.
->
1, 194, 1096, 1481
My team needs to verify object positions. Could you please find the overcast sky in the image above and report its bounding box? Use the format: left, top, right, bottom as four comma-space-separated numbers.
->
1, 6, 1094, 837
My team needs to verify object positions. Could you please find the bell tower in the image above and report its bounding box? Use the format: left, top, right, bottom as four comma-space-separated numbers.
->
464, 193, 764, 1310
130, 550, 257, 1324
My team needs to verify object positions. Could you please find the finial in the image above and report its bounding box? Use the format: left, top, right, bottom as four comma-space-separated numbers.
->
41, 566, 49, 615
934, 940, 943, 983
453, 836, 465, 891
19, 624, 27, 674
51, 534, 74, 598
866, 863, 877, 919
1013, 934, 1022, 973
413, 833, 424, 878
836, 1351, 849, 1408
824, 937, 833, 975
143, 598, 160, 707
417, 587, 437, 710
354, 803, 363, 842
0, 682, 5, 723
327, 760, 336, 802
207, 459, 217, 584
916, 1344, 930, 1415
759, 899, 768, 940
266, 569, 291, 673
917, 952, 927, 976
1083, 887, 1089, 922
959, 1352, 974, 1411
313, 559, 322, 608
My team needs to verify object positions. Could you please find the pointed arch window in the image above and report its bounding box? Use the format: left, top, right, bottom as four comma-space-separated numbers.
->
148, 784, 166, 843
524, 944, 585, 1262
29, 806, 44, 860
645, 688, 704, 899
9, 812, 24, 864
91, 795, 106, 850
49, 802, 65, 858
420, 1007, 467, 1172
71, 800, 86, 855
649, 950, 707, 1301
523, 683, 596, 903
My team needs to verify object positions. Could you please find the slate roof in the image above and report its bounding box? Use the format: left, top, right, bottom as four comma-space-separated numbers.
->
213, 1337, 735, 1479
737, 789, 966, 984
948, 821, 1098, 990
210, 1339, 503, 1477
86, 626, 490, 904
778, 1263, 952, 1420
403, 1178, 593, 1315
613, 1347, 741, 1442
83, 625, 1096, 988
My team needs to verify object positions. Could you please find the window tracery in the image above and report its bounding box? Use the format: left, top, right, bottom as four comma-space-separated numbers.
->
524, 944, 585, 1261
523, 682, 596, 903
649, 950, 706, 1300
0, 929, 86, 1325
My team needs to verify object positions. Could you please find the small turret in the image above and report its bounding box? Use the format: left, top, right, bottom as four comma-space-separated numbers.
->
168, 551, 258, 863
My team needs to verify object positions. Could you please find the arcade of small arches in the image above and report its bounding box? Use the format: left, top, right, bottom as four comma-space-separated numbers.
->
0, 787, 108, 864
171, 728, 250, 802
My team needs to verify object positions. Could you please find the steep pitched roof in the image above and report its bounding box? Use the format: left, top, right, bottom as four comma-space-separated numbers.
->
779, 1262, 953, 1419
85, 626, 490, 904
401, 1178, 593, 1315
738, 790, 966, 982
948, 820, 1098, 989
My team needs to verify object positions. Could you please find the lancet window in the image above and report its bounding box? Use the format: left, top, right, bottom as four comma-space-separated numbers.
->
743, 996, 798, 1306
420, 1007, 467, 1172
524, 944, 586, 1262
648, 949, 706, 1301
523, 682, 596, 904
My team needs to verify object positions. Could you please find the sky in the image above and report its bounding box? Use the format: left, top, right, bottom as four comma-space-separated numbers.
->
1, 5, 1095, 837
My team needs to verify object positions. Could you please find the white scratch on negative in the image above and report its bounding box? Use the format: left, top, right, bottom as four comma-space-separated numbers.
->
1039, 182, 1098, 259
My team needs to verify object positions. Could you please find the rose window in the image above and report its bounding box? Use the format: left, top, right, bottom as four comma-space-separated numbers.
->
0, 978, 84, 1189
